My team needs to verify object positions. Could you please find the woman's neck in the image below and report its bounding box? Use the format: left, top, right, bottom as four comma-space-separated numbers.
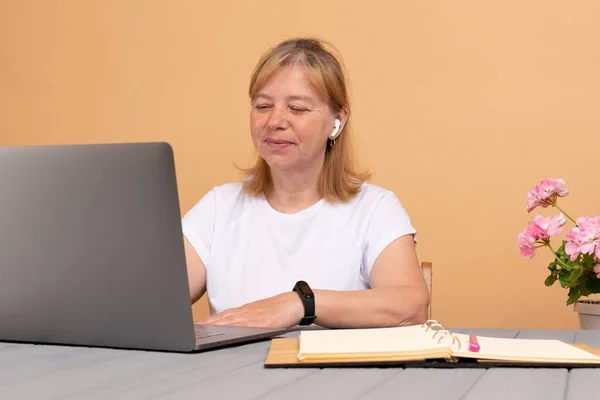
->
266, 165, 323, 214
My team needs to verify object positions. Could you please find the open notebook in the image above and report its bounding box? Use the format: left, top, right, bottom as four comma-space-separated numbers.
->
264, 320, 600, 368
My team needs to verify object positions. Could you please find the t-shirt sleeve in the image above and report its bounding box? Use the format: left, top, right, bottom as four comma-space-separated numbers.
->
181, 188, 215, 268
362, 191, 417, 280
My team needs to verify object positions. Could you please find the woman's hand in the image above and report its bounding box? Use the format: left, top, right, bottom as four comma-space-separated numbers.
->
198, 292, 304, 329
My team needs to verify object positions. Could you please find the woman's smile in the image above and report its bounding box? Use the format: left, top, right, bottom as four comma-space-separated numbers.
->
265, 138, 294, 149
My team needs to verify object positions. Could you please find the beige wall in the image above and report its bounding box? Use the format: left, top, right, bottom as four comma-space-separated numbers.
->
2, 1, 599, 330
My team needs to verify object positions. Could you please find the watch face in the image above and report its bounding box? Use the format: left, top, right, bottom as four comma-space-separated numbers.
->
296, 281, 313, 297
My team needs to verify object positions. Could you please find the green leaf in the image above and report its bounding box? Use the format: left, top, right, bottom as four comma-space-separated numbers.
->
586, 273, 600, 294
567, 287, 581, 306
545, 274, 558, 286
556, 241, 567, 257
568, 268, 583, 285
547, 261, 558, 272
558, 268, 572, 288
579, 283, 592, 297
582, 254, 595, 270
555, 241, 574, 264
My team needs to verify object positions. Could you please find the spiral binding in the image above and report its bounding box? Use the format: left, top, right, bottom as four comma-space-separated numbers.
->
421, 319, 461, 350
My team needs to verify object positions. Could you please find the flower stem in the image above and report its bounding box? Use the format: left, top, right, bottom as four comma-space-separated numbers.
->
553, 204, 577, 225
547, 243, 572, 270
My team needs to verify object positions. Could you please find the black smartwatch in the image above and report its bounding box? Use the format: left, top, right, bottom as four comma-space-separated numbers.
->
292, 280, 317, 325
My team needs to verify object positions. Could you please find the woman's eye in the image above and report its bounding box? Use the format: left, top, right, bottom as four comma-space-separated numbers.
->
289, 106, 309, 113
255, 104, 272, 110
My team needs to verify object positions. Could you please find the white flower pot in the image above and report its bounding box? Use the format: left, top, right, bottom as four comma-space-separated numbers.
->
574, 300, 600, 330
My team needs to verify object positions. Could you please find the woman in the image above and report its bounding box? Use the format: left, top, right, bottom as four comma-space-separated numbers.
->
182, 37, 429, 329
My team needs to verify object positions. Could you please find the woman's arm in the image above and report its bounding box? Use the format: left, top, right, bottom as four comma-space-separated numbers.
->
199, 235, 430, 329
184, 236, 207, 304
310, 235, 430, 328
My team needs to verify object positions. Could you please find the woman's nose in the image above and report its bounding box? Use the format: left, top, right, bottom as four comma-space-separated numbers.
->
266, 106, 288, 130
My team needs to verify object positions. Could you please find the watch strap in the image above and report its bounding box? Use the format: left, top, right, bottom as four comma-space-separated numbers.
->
293, 281, 316, 325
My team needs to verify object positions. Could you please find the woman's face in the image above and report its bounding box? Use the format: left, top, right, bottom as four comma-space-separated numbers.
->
250, 64, 342, 174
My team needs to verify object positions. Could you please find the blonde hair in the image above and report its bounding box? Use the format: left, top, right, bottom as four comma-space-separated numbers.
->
240, 37, 371, 203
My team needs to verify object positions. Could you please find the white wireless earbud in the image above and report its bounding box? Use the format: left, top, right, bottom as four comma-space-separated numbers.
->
329, 119, 341, 139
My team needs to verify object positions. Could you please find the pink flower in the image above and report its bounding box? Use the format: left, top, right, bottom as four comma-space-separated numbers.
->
526, 178, 569, 212
594, 265, 600, 279
534, 213, 568, 236
518, 226, 540, 258
518, 213, 567, 258
565, 216, 600, 261
577, 216, 600, 232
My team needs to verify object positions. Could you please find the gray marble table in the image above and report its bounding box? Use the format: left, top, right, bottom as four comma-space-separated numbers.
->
2, 327, 600, 399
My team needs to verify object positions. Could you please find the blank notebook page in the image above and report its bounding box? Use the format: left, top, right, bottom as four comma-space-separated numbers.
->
452, 334, 600, 362
298, 325, 449, 356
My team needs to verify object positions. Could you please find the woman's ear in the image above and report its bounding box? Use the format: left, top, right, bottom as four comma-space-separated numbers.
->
335, 107, 349, 134
328, 107, 349, 142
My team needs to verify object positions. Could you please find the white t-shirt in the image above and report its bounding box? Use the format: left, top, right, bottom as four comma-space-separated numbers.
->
181, 182, 416, 315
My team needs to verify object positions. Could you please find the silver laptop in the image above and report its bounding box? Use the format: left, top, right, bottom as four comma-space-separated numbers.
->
0, 142, 289, 352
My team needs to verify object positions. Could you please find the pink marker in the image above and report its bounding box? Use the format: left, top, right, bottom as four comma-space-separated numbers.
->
469, 334, 480, 352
